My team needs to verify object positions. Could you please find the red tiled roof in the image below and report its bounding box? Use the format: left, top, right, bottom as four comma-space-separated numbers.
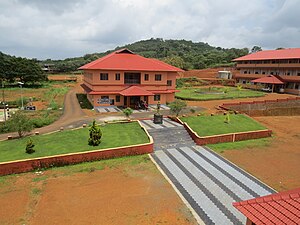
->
251, 75, 285, 84
233, 188, 300, 225
233, 48, 300, 61
119, 86, 154, 96
79, 48, 184, 72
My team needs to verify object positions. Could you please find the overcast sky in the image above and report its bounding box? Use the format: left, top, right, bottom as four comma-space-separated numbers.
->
0, 0, 299, 59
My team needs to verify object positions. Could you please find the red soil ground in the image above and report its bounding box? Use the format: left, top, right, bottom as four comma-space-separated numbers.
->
222, 116, 300, 191
0, 157, 197, 225
179, 67, 237, 79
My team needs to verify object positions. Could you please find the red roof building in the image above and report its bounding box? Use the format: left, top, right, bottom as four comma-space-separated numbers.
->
79, 49, 183, 108
233, 187, 300, 225
233, 48, 300, 95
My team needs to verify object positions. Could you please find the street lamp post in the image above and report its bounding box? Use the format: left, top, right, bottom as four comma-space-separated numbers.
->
1, 79, 6, 122
17, 82, 24, 110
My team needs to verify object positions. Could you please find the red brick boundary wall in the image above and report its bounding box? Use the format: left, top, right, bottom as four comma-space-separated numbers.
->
219, 97, 300, 116
0, 121, 153, 176
169, 116, 272, 145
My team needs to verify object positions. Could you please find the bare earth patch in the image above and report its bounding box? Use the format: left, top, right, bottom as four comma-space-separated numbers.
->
221, 116, 300, 191
0, 156, 197, 225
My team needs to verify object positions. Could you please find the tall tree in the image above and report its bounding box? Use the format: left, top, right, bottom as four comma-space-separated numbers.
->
251, 46, 262, 53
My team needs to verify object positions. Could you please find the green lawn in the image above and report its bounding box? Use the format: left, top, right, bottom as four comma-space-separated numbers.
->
207, 138, 272, 153
180, 114, 267, 136
175, 86, 265, 101
0, 122, 149, 163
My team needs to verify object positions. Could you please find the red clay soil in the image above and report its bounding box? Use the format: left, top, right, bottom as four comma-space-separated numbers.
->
221, 116, 300, 192
0, 158, 197, 225
179, 67, 237, 79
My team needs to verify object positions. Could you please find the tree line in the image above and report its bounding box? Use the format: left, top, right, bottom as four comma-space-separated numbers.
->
40, 38, 250, 72
0, 52, 47, 84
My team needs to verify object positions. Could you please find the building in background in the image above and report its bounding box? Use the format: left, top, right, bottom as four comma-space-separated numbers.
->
233, 187, 300, 225
233, 48, 300, 95
79, 49, 182, 108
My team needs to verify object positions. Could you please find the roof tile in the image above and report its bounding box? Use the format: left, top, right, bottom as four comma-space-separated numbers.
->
233, 48, 300, 61
233, 187, 300, 225
79, 48, 183, 72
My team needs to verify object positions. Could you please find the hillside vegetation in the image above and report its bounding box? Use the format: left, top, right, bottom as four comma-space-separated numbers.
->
40, 38, 249, 72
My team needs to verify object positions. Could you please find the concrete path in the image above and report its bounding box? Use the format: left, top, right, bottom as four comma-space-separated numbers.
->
140, 118, 275, 225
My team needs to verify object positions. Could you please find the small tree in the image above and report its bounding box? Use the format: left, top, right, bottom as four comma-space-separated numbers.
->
25, 138, 35, 154
236, 84, 243, 97
224, 113, 230, 124
88, 120, 102, 146
169, 99, 187, 117
7, 111, 33, 137
122, 107, 133, 119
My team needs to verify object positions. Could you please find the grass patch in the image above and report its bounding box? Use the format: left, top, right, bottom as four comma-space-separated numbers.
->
180, 114, 266, 136
0, 122, 149, 163
207, 137, 272, 153
32, 176, 48, 182
48, 154, 151, 175
76, 93, 93, 109
31, 187, 42, 195
176, 86, 265, 101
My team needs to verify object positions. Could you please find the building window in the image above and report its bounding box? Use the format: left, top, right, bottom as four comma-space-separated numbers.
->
295, 84, 299, 90
115, 73, 120, 80
155, 74, 162, 81
144, 74, 149, 81
244, 71, 247, 74
97, 96, 110, 104
116, 95, 120, 102
100, 73, 108, 80
255, 72, 259, 74
167, 80, 172, 86
262, 72, 266, 74
154, 94, 160, 101
297, 73, 300, 76
270, 72, 274, 75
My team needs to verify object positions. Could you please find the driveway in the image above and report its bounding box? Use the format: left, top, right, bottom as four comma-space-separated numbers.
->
140, 118, 275, 225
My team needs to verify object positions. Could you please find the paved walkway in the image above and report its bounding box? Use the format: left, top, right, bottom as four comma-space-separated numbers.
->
95, 104, 170, 113
140, 118, 275, 225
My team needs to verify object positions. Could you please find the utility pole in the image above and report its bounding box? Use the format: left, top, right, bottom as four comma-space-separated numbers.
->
1, 79, 6, 123
18, 82, 24, 110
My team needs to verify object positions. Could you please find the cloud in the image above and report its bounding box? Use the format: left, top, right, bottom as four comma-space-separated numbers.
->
0, 0, 299, 59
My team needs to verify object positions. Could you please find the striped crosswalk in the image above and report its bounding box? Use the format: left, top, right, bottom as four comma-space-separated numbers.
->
151, 146, 275, 225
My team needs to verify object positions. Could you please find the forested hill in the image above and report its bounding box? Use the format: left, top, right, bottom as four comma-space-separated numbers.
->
43, 38, 249, 72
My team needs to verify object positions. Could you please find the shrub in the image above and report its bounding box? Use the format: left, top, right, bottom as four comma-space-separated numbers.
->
169, 99, 187, 117
122, 107, 133, 118
88, 120, 102, 146
25, 138, 35, 154
6, 111, 33, 137
224, 114, 230, 123
76, 93, 93, 109
49, 100, 59, 110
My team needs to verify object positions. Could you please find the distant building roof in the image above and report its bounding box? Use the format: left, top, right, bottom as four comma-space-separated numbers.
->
251, 75, 285, 84
233, 48, 300, 61
233, 187, 300, 225
79, 48, 184, 72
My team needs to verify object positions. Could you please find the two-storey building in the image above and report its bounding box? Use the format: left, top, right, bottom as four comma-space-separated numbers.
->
233, 48, 300, 95
79, 49, 182, 108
